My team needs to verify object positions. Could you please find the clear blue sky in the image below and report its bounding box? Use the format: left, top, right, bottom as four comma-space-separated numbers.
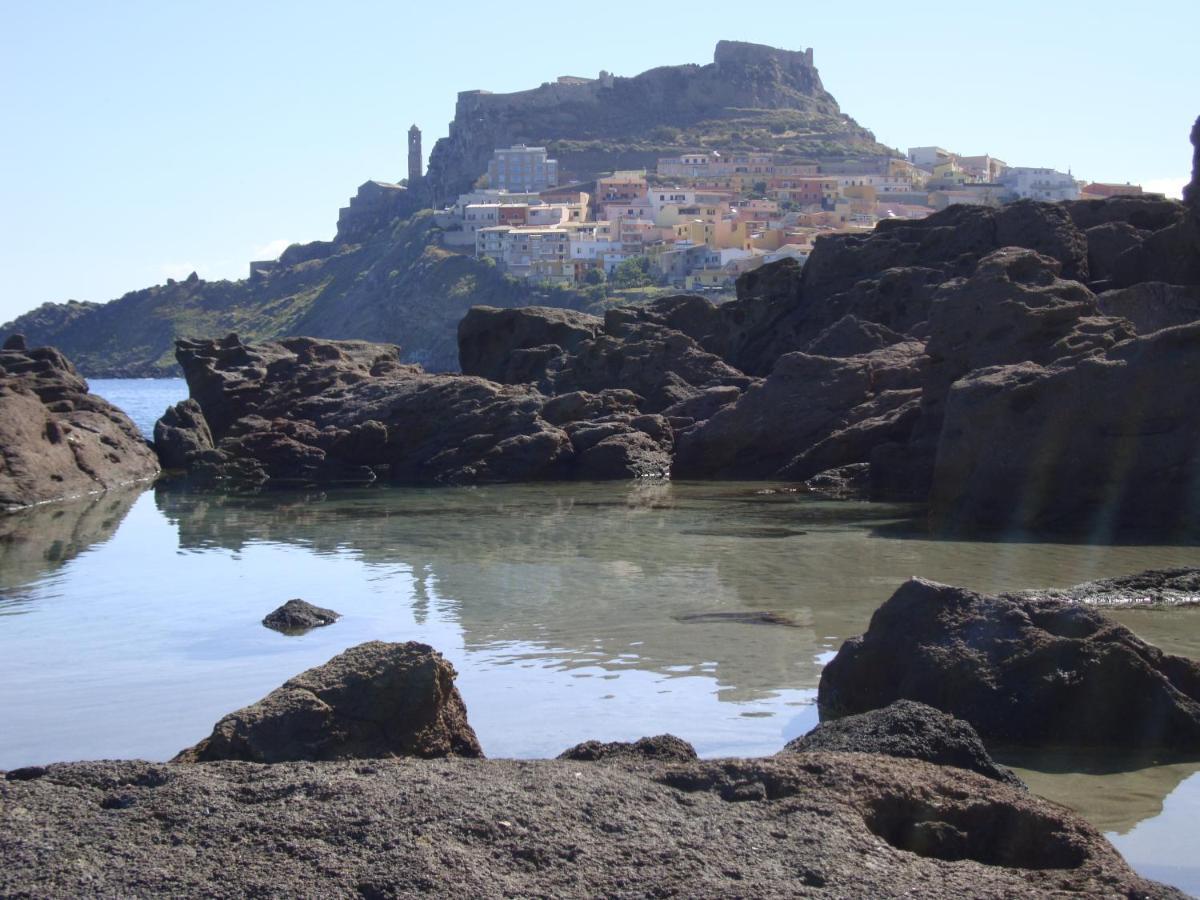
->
1, 0, 1196, 323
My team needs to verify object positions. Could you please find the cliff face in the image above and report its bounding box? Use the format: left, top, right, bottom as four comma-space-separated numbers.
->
425, 41, 887, 203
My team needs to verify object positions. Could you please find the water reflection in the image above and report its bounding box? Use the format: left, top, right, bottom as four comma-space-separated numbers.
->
0, 486, 143, 608
2, 480, 1200, 893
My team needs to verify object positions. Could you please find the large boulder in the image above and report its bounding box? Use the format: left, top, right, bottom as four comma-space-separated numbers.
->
929, 320, 1200, 536
174, 641, 483, 762
782, 699, 1023, 787
818, 578, 1200, 750
0, 340, 160, 509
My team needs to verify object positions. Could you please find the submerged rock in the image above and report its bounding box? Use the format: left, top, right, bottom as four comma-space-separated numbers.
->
558, 734, 697, 762
262, 598, 341, 633
819, 578, 1200, 751
0, 340, 160, 509
174, 641, 483, 762
784, 700, 1024, 787
0, 753, 1179, 897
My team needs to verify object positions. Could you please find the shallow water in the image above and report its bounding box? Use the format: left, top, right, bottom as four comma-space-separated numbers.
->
4, 383, 1200, 894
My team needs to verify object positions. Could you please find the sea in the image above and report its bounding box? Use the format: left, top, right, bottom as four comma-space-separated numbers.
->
0, 378, 1197, 895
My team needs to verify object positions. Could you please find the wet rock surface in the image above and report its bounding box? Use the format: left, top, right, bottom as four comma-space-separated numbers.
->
0, 340, 160, 509
0, 753, 1180, 898
819, 578, 1200, 751
1009, 567, 1200, 609
261, 598, 341, 633
175, 641, 483, 762
558, 734, 698, 762
784, 700, 1024, 787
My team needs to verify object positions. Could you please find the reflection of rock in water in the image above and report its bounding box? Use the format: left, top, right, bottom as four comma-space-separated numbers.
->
1001, 749, 1200, 835
152, 482, 842, 702
0, 486, 143, 599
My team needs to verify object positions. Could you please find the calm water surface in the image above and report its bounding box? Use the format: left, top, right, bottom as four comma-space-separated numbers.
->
0, 381, 1195, 895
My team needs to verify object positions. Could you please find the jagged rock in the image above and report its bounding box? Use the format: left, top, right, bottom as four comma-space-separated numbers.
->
2, 333, 26, 351
783, 700, 1024, 787
1007, 567, 1200, 609
174, 641, 483, 762
1097, 281, 1200, 333
873, 248, 1133, 502
457, 306, 602, 383
672, 342, 924, 479
1083, 221, 1147, 283
805, 314, 906, 358
818, 578, 1200, 750
262, 599, 341, 633
929, 321, 1200, 536
153, 398, 213, 469
1, 753, 1177, 897
1065, 194, 1188, 234
558, 734, 697, 762
0, 342, 160, 509
163, 335, 673, 487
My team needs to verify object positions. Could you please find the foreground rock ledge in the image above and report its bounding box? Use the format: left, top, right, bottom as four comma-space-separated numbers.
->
0, 754, 1180, 898
175, 641, 483, 762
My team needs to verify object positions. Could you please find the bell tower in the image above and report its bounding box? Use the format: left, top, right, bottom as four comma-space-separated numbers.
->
408, 124, 422, 184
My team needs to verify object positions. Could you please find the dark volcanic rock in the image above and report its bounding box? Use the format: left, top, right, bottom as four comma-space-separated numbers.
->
262, 598, 341, 633
0, 754, 1179, 898
1097, 281, 1200, 334
458, 305, 602, 383
1184, 114, 1199, 214
0, 341, 160, 508
174, 641, 483, 762
818, 578, 1200, 750
163, 334, 673, 487
929, 320, 1200, 536
783, 700, 1024, 787
153, 398, 213, 469
558, 734, 697, 762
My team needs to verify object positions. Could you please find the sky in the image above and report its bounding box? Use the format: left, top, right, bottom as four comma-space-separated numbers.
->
1, 0, 1197, 324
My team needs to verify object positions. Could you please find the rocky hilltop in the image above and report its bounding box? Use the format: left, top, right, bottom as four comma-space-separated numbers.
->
425, 41, 887, 203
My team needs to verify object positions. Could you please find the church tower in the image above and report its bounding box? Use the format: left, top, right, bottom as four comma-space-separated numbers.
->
408, 124, 422, 184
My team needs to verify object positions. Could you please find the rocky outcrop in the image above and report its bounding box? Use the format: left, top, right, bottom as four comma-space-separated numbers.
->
152, 398, 213, 470
261, 599, 340, 633
1183, 113, 1199, 214
818, 578, 1200, 751
783, 700, 1023, 787
175, 641, 483, 762
558, 734, 697, 762
1097, 281, 1200, 333
1, 753, 1180, 897
159, 334, 672, 487
458, 305, 602, 383
929, 319, 1200, 535
0, 340, 159, 509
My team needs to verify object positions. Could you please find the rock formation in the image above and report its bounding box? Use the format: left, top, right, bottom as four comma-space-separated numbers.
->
261, 599, 341, 633
0, 339, 159, 509
782, 700, 1023, 787
818, 578, 1200, 751
174, 641, 483, 762
158, 333, 673, 487
1, 754, 1179, 897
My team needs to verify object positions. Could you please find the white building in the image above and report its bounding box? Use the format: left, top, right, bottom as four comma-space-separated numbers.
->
1000, 167, 1081, 202
488, 145, 559, 192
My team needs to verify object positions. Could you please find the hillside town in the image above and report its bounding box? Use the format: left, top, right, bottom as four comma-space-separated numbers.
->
418, 133, 1155, 291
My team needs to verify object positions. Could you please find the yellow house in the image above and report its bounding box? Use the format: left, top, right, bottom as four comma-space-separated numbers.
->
841, 184, 878, 204
931, 160, 971, 186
